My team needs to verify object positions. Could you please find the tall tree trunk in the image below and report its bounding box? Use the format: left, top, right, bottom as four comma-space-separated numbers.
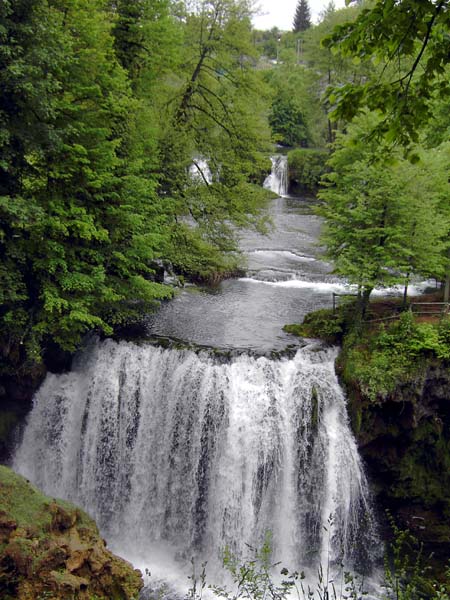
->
360, 286, 372, 319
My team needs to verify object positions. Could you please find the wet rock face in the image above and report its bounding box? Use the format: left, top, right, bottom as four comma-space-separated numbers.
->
345, 360, 450, 567
0, 336, 76, 463
0, 358, 47, 464
0, 466, 143, 600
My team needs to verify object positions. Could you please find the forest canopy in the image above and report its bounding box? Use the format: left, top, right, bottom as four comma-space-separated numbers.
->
0, 0, 271, 363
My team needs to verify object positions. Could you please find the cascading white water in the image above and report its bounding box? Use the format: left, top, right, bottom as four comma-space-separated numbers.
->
189, 157, 213, 184
264, 155, 288, 196
13, 338, 378, 581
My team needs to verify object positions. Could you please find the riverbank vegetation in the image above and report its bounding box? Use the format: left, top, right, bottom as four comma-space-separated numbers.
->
285, 296, 450, 400
0, 0, 272, 368
318, 118, 449, 314
287, 149, 328, 195
186, 529, 450, 600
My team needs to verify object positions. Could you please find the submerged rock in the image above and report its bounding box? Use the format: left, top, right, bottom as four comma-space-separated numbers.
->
0, 465, 143, 599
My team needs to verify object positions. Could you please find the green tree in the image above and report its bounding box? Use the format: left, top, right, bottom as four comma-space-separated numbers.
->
0, 0, 172, 363
253, 27, 282, 60
293, 0, 311, 33
302, 3, 369, 143
288, 148, 329, 193
264, 49, 327, 147
393, 147, 449, 299
322, 0, 450, 147
318, 113, 448, 312
156, 0, 272, 277
111, 0, 181, 91
268, 95, 309, 147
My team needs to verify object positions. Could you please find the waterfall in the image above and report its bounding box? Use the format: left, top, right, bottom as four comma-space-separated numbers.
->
12, 339, 378, 579
189, 158, 213, 184
264, 155, 288, 196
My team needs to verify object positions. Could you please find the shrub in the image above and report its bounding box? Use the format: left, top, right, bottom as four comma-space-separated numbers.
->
341, 311, 450, 401
284, 308, 344, 342
287, 148, 329, 194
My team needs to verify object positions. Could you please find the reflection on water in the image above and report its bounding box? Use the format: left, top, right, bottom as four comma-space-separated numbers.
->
147, 196, 336, 351
147, 195, 432, 351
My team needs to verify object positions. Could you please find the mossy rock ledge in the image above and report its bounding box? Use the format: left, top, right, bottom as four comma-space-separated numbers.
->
339, 359, 450, 568
0, 465, 143, 599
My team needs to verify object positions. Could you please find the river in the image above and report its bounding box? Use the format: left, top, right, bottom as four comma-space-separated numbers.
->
147, 159, 343, 352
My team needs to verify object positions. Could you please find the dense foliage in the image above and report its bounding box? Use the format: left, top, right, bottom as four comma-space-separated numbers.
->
323, 0, 450, 147
287, 148, 328, 193
342, 311, 450, 401
0, 0, 271, 364
318, 114, 450, 310
262, 4, 371, 148
0, 0, 165, 362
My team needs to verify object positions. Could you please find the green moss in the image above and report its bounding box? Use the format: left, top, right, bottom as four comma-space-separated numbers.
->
390, 444, 450, 507
0, 466, 52, 532
284, 308, 344, 343
0, 467, 143, 599
0, 465, 91, 533
347, 389, 363, 436
283, 323, 306, 337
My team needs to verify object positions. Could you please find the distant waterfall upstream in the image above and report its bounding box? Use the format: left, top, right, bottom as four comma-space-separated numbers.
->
189, 157, 213, 184
264, 155, 288, 196
13, 339, 378, 582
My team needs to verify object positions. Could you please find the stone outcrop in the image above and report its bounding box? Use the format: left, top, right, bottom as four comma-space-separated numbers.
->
0, 336, 72, 463
0, 465, 143, 599
342, 359, 450, 568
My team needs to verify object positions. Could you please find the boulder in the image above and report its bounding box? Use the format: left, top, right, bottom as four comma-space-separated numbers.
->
0, 465, 143, 599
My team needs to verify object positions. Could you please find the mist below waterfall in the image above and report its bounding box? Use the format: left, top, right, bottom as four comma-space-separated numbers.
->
13, 338, 378, 581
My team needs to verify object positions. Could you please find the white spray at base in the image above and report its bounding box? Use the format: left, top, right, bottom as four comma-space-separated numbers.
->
264, 155, 288, 196
13, 340, 379, 585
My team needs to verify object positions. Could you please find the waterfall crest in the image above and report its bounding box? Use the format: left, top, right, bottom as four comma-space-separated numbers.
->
264, 155, 288, 196
13, 339, 378, 574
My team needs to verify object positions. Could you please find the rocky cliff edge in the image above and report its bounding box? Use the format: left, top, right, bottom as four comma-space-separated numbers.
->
0, 465, 143, 599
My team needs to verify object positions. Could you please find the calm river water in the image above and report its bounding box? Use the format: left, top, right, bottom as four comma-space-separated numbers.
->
147, 195, 345, 351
